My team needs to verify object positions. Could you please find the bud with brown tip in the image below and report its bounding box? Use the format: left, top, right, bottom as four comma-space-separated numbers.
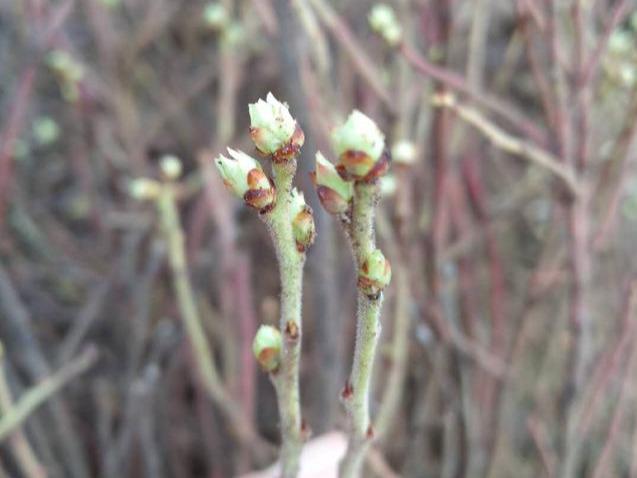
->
311, 151, 354, 215
331, 110, 389, 182
214, 148, 276, 212
252, 325, 282, 372
358, 248, 392, 298
290, 188, 316, 252
248, 92, 305, 163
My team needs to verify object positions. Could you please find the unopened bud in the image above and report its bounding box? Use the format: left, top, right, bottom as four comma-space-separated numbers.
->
311, 152, 353, 214
249, 92, 305, 162
358, 249, 391, 298
252, 325, 282, 372
160, 155, 183, 180
369, 4, 403, 47
391, 140, 417, 165
129, 178, 161, 201
332, 110, 389, 182
215, 148, 276, 212
290, 188, 316, 252
203, 3, 229, 30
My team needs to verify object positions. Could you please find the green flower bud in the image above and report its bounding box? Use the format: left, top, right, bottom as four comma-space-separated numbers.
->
358, 248, 391, 298
160, 155, 183, 180
369, 4, 403, 47
215, 148, 276, 211
290, 188, 316, 252
311, 152, 353, 214
129, 178, 161, 201
252, 325, 282, 372
249, 92, 305, 161
332, 110, 388, 181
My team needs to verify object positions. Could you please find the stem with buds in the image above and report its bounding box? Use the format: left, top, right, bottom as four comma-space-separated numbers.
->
261, 159, 306, 477
339, 182, 384, 477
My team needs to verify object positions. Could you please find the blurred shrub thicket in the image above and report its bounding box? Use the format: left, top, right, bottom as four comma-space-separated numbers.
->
1, 0, 637, 477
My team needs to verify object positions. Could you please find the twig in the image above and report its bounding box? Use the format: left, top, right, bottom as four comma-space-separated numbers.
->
339, 183, 384, 478
400, 42, 547, 146
0, 354, 46, 478
431, 92, 580, 195
261, 159, 306, 478
0, 345, 98, 441
155, 185, 266, 458
306, 0, 393, 108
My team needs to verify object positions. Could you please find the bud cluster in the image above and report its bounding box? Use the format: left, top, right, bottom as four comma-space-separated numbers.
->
311, 110, 390, 216
368, 4, 403, 47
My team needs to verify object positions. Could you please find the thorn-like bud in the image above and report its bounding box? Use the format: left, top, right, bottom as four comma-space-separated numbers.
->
248, 92, 305, 162
311, 152, 354, 214
160, 155, 183, 180
290, 188, 316, 252
252, 325, 282, 372
368, 4, 403, 47
332, 110, 389, 182
128, 178, 161, 201
215, 148, 276, 212
391, 140, 417, 165
358, 248, 392, 298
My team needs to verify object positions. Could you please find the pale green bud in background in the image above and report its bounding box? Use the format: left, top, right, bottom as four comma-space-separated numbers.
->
608, 29, 634, 55
47, 50, 84, 82
391, 140, 417, 165
129, 178, 161, 201
160, 155, 183, 181
252, 325, 282, 372
379, 175, 397, 197
33, 117, 60, 146
203, 2, 229, 30
221, 23, 246, 48
369, 4, 403, 47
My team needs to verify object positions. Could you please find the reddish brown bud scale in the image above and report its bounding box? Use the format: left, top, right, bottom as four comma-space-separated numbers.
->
247, 168, 268, 188
336, 150, 374, 181
316, 186, 351, 215
257, 348, 280, 373
361, 150, 391, 183
271, 124, 305, 163
341, 381, 353, 400
285, 320, 300, 340
244, 187, 276, 212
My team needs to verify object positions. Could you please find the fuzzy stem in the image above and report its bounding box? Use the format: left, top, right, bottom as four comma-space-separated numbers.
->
262, 160, 305, 478
340, 183, 383, 478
